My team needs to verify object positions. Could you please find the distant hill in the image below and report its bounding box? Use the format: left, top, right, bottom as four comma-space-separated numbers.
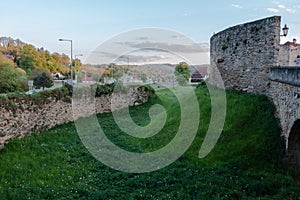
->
90, 63, 209, 82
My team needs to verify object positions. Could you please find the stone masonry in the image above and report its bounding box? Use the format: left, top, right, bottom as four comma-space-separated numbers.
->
210, 16, 281, 94
210, 16, 300, 170
0, 86, 151, 148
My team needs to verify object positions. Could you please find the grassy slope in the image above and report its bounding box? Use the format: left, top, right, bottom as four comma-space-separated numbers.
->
0, 85, 299, 199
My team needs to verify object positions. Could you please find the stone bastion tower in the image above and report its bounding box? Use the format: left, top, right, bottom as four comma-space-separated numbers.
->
210, 16, 300, 170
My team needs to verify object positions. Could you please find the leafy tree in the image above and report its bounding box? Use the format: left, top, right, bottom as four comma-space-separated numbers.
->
105, 63, 123, 80
103, 67, 112, 78
1, 37, 76, 76
18, 44, 41, 72
39, 49, 56, 72
174, 62, 190, 85
0, 62, 28, 93
33, 72, 53, 90
0, 37, 24, 61
74, 58, 82, 72
51, 52, 70, 73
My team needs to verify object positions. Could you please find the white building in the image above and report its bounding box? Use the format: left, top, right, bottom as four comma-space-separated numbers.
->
278, 39, 300, 66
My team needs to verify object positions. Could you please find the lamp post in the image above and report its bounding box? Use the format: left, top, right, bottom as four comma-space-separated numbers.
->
75, 54, 83, 83
281, 24, 289, 37
59, 39, 73, 80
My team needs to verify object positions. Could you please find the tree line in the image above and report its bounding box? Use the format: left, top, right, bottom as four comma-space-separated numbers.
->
0, 37, 82, 93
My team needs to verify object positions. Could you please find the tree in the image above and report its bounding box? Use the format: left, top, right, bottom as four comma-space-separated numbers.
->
18, 44, 41, 72
74, 58, 82, 72
106, 63, 123, 80
0, 37, 24, 61
0, 62, 28, 93
51, 52, 70, 73
174, 62, 190, 86
33, 72, 53, 90
39, 49, 56, 72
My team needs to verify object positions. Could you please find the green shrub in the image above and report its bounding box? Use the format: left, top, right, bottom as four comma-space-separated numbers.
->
0, 63, 28, 93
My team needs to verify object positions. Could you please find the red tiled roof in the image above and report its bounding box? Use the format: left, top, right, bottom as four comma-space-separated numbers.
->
193, 66, 208, 76
284, 41, 297, 47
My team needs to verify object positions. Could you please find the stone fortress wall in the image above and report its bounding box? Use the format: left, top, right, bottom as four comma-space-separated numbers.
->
210, 16, 281, 94
210, 15, 300, 169
0, 86, 151, 148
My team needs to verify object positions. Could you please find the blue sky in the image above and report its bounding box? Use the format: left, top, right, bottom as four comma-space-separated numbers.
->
1, 0, 300, 64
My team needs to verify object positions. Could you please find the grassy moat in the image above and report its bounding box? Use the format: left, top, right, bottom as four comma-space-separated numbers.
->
0, 85, 299, 199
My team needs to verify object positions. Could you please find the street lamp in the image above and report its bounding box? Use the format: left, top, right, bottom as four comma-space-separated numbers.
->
58, 38, 73, 80
281, 24, 289, 37
75, 54, 83, 83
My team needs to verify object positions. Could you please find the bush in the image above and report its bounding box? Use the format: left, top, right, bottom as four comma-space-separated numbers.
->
0, 63, 28, 93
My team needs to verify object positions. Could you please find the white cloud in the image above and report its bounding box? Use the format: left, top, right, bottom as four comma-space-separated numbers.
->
266, 8, 280, 13
137, 37, 149, 41
92, 51, 170, 64
231, 4, 242, 9
120, 41, 209, 53
273, 3, 298, 13
278, 4, 286, 9
286, 8, 296, 13
171, 34, 185, 39
159, 55, 166, 59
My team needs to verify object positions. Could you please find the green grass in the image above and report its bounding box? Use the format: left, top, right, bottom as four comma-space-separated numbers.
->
0, 85, 299, 199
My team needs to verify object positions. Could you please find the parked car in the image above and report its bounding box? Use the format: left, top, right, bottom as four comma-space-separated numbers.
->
25, 90, 39, 95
